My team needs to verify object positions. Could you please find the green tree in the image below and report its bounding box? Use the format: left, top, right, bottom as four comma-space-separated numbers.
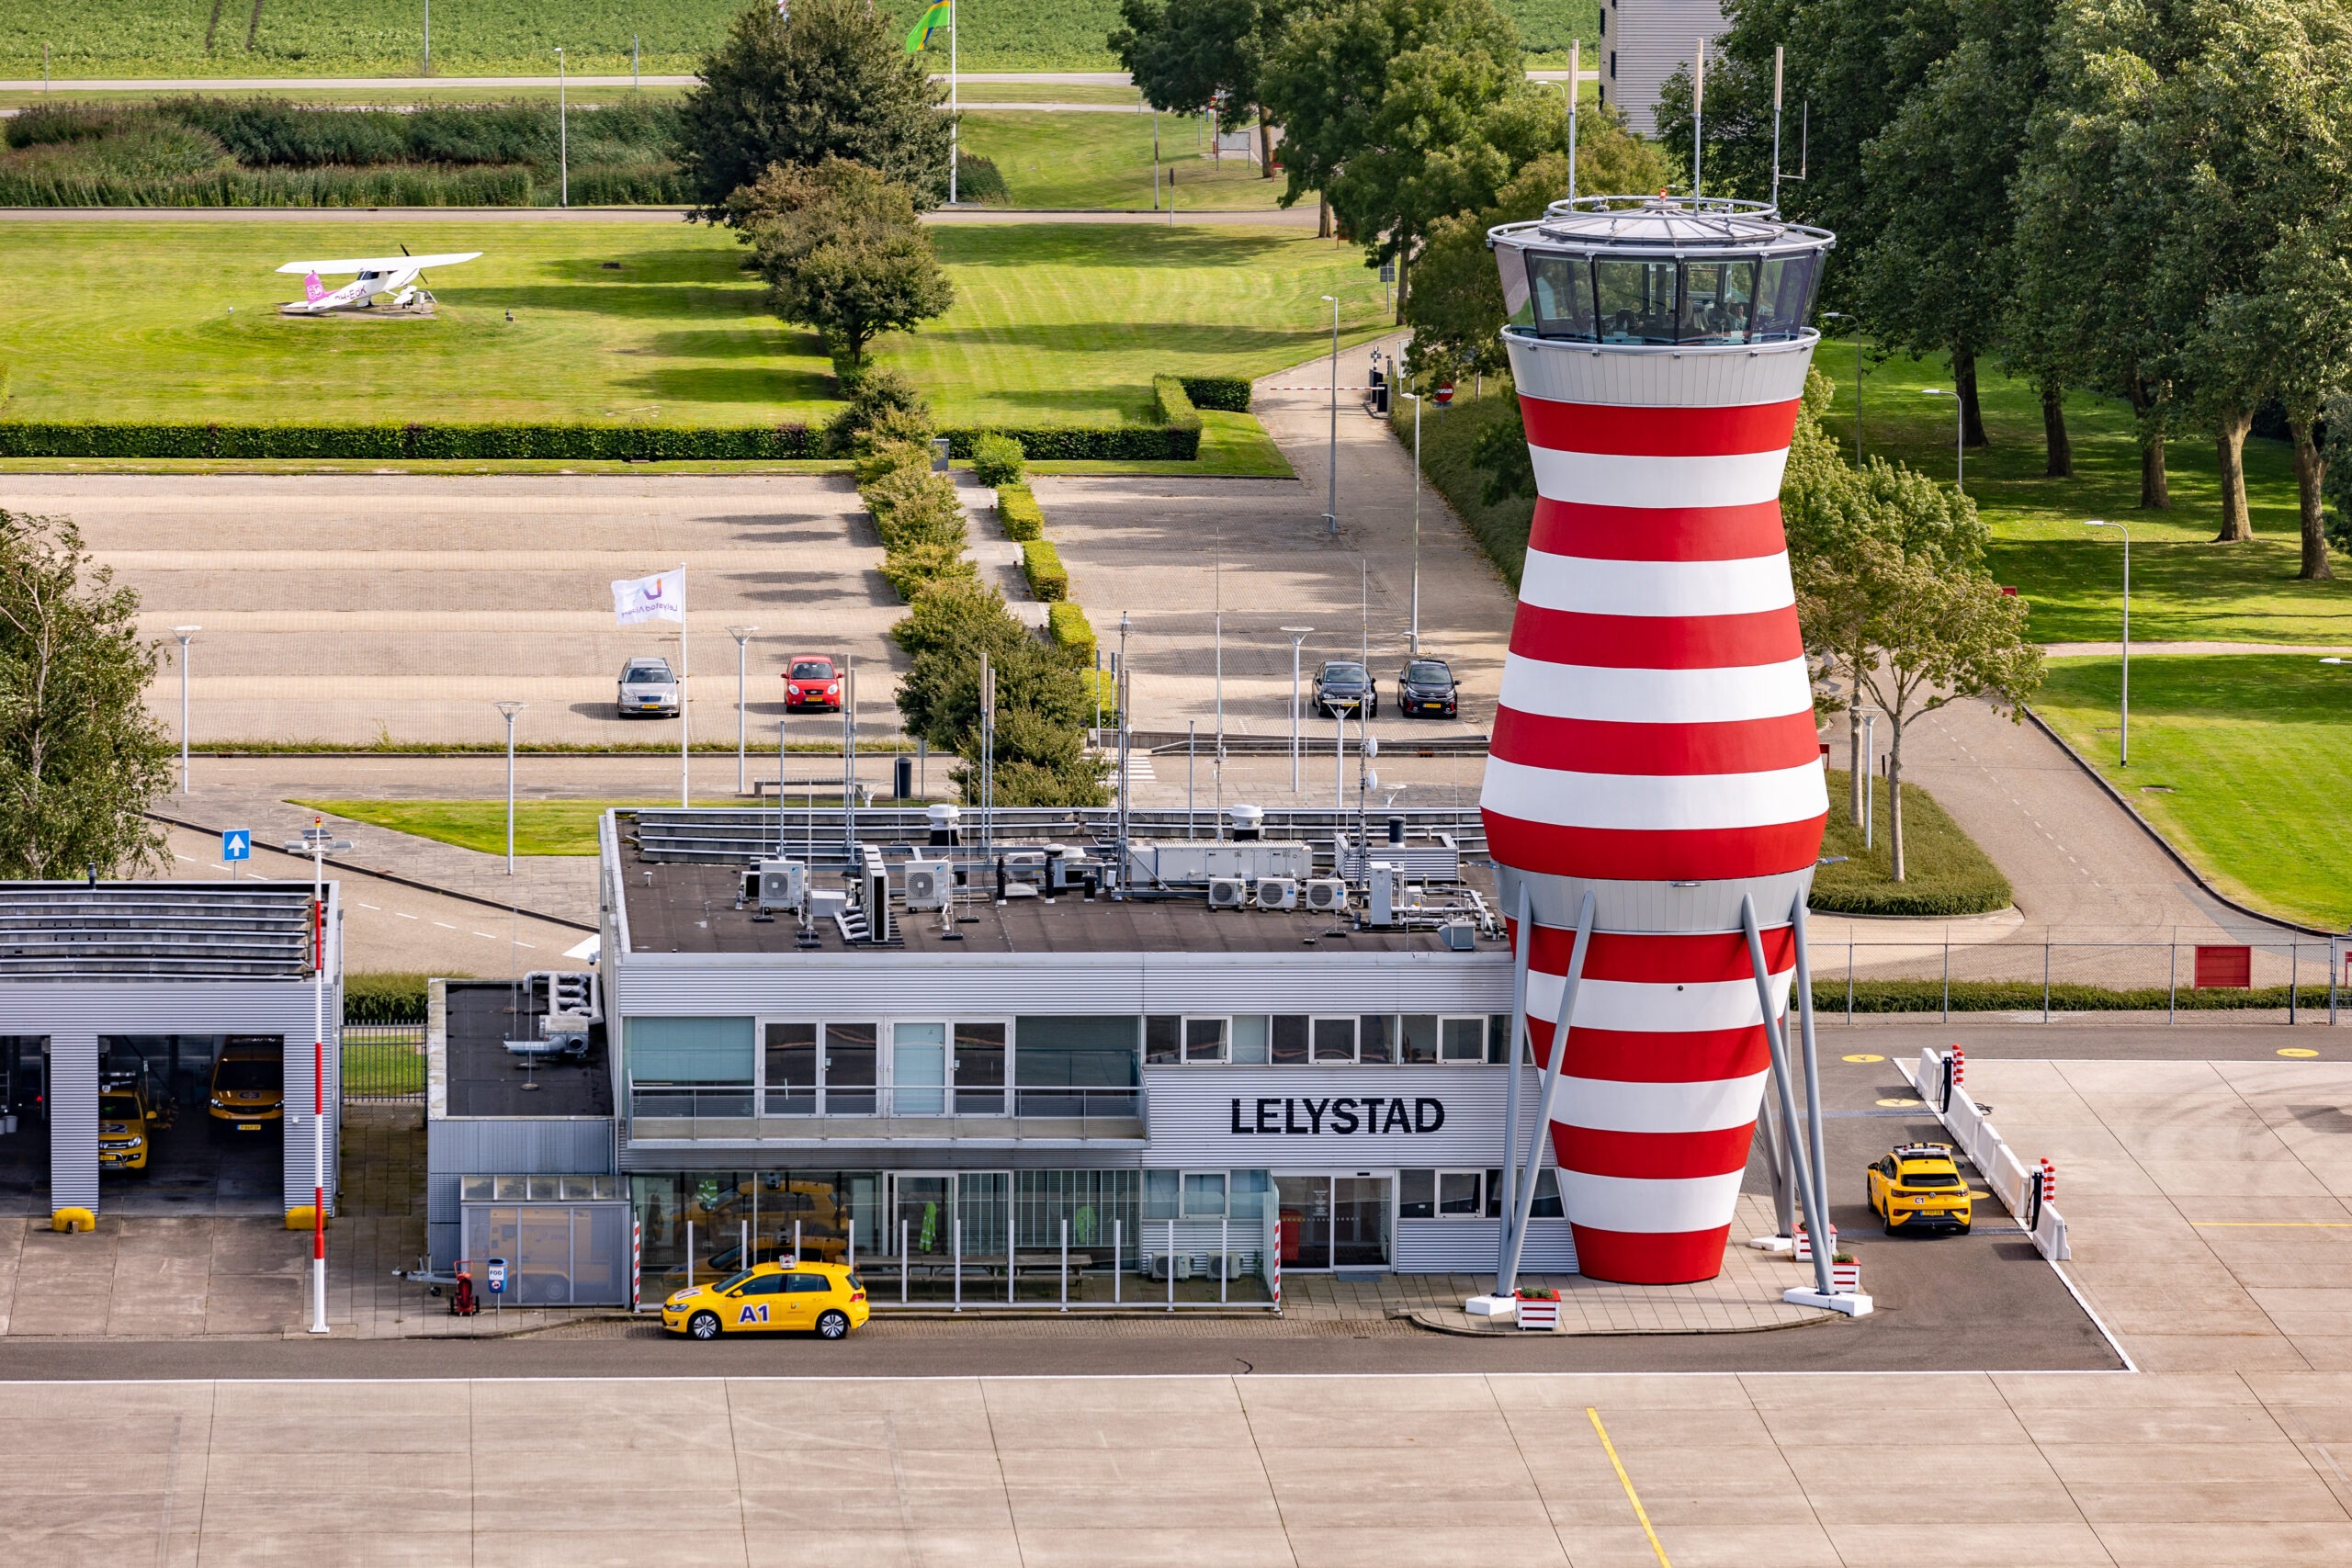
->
1111, 0, 1293, 176
1260, 0, 1548, 314
0, 512, 174, 879
677, 0, 954, 220
731, 156, 955, 367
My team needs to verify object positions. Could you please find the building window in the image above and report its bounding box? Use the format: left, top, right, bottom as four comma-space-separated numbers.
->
1272, 1015, 1311, 1066
1528, 254, 1598, 340
1401, 1015, 1440, 1065
1358, 1015, 1395, 1064
1398, 1169, 1436, 1218
1439, 1017, 1486, 1064
1230, 1015, 1271, 1064
1014, 1016, 1138, 1119
1438, 1171, 1484, 1217
889, 1021, 947, 1116
1598, 7, 1604, 30
763, 1022, 817, 1116
1489, 1016, 1513, 1064
1184, 1017, 1228, 1064
822, 1022, 877, 1115
955, 1021, 1007, 1115
1311, 1017, 1357, 1063
1144, 1015, 1182, 1065
625, 1016, 755, 1118
1183, 1172, 1228, 1218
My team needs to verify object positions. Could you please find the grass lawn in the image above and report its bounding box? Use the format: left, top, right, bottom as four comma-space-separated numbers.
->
1811, 342, 2346, 644
960, 109, 1287, 211
294, 797, 794, 855
884, 223, 1394, 427
0, 220, 837, 427
1811, 769, 2014, 917
2034, 655, 2352, 929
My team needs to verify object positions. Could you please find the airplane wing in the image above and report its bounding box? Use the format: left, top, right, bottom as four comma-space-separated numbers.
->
275, 252, 482, 276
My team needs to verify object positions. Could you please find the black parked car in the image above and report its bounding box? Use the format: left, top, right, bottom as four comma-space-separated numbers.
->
1395, 658, 1459, 718
1313, 660, 1377, 718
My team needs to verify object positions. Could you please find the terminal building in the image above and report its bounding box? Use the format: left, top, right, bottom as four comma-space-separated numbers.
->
1599, 0, 1730, 136
425, 806, 1576, 1306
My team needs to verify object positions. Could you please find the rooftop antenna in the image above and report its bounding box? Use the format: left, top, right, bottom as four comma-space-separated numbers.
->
1771, 46, 1783, 213
1691, 39, 1704, 202
1567, 39, 1579, 204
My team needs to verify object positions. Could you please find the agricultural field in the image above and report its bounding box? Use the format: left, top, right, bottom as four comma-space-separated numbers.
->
6, 0, 1596, 79
0, 219, 1387, 434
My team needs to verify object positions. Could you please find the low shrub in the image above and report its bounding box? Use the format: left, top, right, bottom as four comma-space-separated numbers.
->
996, 483, 1046, 541
1048, 601, 1096, 659
955, 150, 1010, 204
970, 432, 1026, 487
1150, 375, 1204, 434
881, 541, 978, 602
941, 424, 1201, 461
1022, 538, 1069, 601
0, 421, 820, 460
343, 971, 435, 1023
854, 437, 934, 490
1179, 376, 1253, 412
826, 368, 932, 454
1810, 770, 2013, 917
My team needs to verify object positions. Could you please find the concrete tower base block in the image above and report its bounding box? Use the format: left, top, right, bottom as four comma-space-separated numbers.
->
1464, 1294, 1517, 1318
1747, 1235, 1795, 1254
1784, 1287, 1872, 1317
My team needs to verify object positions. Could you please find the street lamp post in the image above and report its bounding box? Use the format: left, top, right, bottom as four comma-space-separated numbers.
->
282, 818, 352, 1336
493, 702, 526, 875
171, 626, 200, 793
1821, 312, 1861, 459
728, 626, 757, 796
1400, 387, 1423, 652
1921, 386, 1963, 492
2085, 520, 2130, 765
1321, 294, 1340, 536
556, 47, 567, 208
1283, 626, 1313, 795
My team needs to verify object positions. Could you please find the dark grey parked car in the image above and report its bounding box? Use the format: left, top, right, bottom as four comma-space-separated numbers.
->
1313, 660, 1377, 718
1395, 658, 1459, 718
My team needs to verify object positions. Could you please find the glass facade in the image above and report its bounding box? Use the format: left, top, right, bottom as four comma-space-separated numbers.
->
1524, 249, 1819, 344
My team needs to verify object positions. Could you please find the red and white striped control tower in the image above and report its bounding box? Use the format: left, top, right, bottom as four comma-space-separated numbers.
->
1484, 197, 1835, 1286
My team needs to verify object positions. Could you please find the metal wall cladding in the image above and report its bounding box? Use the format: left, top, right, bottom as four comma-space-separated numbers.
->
46, 1033, 98, 1213
615, 950, 1513, 1019
1394, 1218, 1577, 1274
1142, 1066, 1562, 1168
430, 1117, 616, 1185
1502, 333, 1815, 409
1606, 0, 1735, 135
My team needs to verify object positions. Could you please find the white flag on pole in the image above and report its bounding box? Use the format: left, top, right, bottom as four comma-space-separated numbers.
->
612, 568, 684, 624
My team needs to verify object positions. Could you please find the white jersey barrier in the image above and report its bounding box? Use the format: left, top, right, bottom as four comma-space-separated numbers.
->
1902, 1048, 2069, 1262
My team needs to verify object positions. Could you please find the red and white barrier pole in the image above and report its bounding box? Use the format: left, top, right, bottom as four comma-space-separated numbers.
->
2039, 1157, 2054, 1204
309, 851, 328, 1335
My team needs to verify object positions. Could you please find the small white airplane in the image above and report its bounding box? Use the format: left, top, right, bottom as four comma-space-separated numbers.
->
275, 247, 482, 314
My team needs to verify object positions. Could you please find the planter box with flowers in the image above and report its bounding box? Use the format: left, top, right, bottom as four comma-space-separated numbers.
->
1514, 1288, 1561, 1331
1794, 1222, 1837, 1262
1829, 1253, 1860, 1292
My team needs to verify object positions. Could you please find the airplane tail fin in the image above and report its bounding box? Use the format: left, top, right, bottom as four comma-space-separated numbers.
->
302, 271, 326, 305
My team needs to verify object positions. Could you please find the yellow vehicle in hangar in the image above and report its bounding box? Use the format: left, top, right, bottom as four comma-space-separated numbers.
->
662, 1261, 870, 1340
98, 1076, 169, 1173
1866, 1143, 1974, 1235
209, 1040, 283, 1134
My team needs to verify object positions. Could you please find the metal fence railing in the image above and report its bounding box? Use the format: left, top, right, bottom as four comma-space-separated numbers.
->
344, 1022, 426, 1101
1812, 933, 2352, 1022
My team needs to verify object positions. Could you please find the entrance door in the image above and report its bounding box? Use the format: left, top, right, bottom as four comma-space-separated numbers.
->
891, 1023, 947, 1115
894, 1174, 952, 1258
1332, 1177, 1392, 1268
1275, 1176, 1332, 1269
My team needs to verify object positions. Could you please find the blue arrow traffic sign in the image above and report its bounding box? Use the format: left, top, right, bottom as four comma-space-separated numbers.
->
221, 829, 250, 862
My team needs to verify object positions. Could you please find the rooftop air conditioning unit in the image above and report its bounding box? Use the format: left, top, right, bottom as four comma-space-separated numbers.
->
1440, 919, 1476, 951
1207, 875, 1249, 909
904, 860, 952, 911
755, 860, 806, 912
1305, 877, 1349, 913
1228, 803, 1265, 840
808, 888, 850, 921
1254, 876, 1298, 910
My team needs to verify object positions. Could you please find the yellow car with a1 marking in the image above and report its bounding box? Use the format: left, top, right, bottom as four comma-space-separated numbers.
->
1866, 1142, 1974, 1235
661, 1260, 870, 1340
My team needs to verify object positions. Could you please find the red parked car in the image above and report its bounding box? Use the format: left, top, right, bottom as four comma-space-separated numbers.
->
783, 654, 842, 712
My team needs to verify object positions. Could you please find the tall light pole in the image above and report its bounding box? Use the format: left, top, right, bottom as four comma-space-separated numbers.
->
1321, 294, 1340, 536
171, 626, 200, 793
2085, 520, 2130, 766
1922, 386, 1963, 492
728, 625, 757, 795
283, 818, 350, 1336
422, 0, 430, 75
1400, 387, 1423, 653
1283, 626, 1312, 794
493, 702, 526, 875
556, 47, 568, 208
1821, 311, 1861, 459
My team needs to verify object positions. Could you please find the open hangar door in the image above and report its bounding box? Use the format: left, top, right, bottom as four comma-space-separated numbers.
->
96, 1035, 287, 1214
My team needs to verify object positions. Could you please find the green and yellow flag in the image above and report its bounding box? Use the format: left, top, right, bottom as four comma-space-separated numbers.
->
904, 0, 951, 51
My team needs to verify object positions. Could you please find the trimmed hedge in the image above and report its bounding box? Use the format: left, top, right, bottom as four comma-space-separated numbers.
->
1022, 538, 1069, 602
1179, 375, 1253, 412
1150, 375, 1204, 434
996, 484, 1046, 542
970, 432, 1026, 487
1048, 602, 1096, 659
0, 421, 1201, 463
1815, 979, 2344, 1014
343, 971, 435, 1023
0, 421, 819, 461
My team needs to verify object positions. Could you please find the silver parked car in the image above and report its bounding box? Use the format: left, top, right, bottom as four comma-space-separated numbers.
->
616, 657, 680, 718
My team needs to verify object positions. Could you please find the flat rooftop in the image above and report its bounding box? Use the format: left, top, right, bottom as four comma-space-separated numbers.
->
440, 979, 611, 1118
617, 842, 1505, 959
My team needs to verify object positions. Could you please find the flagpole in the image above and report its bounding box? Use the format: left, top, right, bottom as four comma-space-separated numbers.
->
677, 567, 690, 808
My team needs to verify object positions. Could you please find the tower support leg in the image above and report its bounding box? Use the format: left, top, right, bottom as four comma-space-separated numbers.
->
1498, 891, 1595, 1298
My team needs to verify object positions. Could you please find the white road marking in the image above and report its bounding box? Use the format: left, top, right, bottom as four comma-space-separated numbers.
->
432, 921, 458, 930
394, 911, 418, 920
357, 902, 380, 910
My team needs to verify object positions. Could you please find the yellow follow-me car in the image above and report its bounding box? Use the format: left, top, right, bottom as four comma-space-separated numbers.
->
98, 1079, 166, 1172
662, 1260, 870, 1340
1866, 1143, 1974, 1235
